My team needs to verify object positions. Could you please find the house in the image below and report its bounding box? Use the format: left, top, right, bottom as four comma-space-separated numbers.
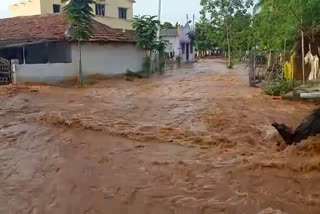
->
160, 22, 195, 63
0, 14, 145, 84
9, 0, 135, 30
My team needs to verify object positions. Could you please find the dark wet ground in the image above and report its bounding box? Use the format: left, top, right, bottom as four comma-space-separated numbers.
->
1, 59, 320, 214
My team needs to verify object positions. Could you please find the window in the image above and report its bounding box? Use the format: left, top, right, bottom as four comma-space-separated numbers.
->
181, 43, 185, 54
118, 8, 127, 19
95, 4, 105, 16
23, 42, 72, 64
48, 42, 72, 63
25, 43, 48, 64
53, 4, 61, 13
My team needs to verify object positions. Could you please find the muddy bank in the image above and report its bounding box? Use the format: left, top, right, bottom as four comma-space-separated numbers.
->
1, 59, 320, 213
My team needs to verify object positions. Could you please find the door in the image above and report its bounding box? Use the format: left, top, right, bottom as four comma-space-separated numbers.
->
0, 57, 11, 85
186, 43, 190, 61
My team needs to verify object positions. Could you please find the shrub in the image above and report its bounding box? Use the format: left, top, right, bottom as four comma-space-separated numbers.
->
142, 57, 151, 76
175, 56, 181, 65
125, 70, 144, 79
263, 76, 293, 96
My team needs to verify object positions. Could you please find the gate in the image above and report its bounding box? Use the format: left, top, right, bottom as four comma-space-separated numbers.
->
0, 57, 11, 85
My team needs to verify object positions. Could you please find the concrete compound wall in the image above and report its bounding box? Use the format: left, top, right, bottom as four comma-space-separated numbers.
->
74, 43, 145, 76
14, 63, 75, 83
15, 42, 145, 84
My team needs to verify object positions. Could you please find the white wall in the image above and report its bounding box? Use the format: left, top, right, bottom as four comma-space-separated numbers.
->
73, 43, 145, 75
179, 23, 195, 63
15, 42, 145, 84
180, 43, 195, 63
162, 36, 180, 58
15, 63, 76, 83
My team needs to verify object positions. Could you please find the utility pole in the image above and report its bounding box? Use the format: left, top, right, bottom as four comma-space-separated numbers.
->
157, 0, 162, 41
156, 0, 162, 72
192, 14, 195, 28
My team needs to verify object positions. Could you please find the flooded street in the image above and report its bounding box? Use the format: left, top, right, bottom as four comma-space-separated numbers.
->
1, 59, 320, 214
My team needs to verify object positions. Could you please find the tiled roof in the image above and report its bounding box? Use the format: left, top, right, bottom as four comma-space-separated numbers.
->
0, 13, 135, 44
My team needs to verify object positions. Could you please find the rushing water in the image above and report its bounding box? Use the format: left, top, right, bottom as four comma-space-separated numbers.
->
0, 59, 320, 214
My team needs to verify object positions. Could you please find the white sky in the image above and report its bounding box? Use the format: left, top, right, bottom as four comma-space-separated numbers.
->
0, 0, 202, 25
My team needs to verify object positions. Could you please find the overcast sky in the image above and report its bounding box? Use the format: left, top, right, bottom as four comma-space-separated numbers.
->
0, 0, 201, 25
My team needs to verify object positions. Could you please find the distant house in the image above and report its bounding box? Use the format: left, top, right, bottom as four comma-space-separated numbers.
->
10, 0, 135, 30
0, 14, 145, 84
160, 22, 195, 63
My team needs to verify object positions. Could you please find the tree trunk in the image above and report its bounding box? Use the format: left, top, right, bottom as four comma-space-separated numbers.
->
300, 0, 305, 85
253, 45, 256, 83
283, 38, 287, 58
268, 51, 272, 68
226, 25, 231, 68
78, 40, 83, 86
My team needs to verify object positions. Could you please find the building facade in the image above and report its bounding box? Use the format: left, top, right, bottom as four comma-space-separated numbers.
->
10, 0, 134, 30
0, 14, 145, 84
160, 23, 195, 63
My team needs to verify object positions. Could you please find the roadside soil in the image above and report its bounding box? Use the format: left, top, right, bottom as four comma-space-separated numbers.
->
1, 59, 320, 214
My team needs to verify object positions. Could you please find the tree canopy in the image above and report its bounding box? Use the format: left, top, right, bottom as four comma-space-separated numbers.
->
62, 0, 95, 86
132, 15, 160, 51
199, 0, 253, 67
63, 0, 95, 41
196, 0, 320, 66
161, 22, 175, 29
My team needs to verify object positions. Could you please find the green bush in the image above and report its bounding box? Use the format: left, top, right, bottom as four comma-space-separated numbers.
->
263, 77, 293, 96
175, 56, 181, 65
142, 57, 151, 76
125, 70, 144, 79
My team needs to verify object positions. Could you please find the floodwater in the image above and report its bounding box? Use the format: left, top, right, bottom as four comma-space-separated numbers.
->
1, 59, 320, 214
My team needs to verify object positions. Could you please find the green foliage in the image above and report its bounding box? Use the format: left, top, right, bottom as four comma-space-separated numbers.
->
153, 40, 167, 53
175, 56, 182, 65
156, 42, 167, 73
263, 76, 293, 96
62, 0, 95, 86
187, 31, 196, 45
253, 0, 320, 53
133, 15, 167, 75
197, 0, 320, 66
230, 11, 252, 57
142, 57, 152, 76
199, 0, 253, 67
132, 15, 160, 51
62, 0, 95, 41
161, 22, 175, 29
194, 20, 218, 52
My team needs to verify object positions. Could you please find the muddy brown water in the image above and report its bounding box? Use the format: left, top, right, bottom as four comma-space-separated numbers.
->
1, 59, 320, 214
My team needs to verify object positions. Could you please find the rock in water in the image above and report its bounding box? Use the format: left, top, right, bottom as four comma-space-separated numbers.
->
272, 108, 320, 145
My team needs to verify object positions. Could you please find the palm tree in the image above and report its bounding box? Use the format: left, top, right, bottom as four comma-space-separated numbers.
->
62, 0, 95, 86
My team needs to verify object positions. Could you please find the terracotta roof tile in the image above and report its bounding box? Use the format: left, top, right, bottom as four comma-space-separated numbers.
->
0, 13, 135, 44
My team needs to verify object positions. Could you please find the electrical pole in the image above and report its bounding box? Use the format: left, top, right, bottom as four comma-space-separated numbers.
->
192, 14, 195, 29
157, 0, 162, 41
156, 0, 162, 72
